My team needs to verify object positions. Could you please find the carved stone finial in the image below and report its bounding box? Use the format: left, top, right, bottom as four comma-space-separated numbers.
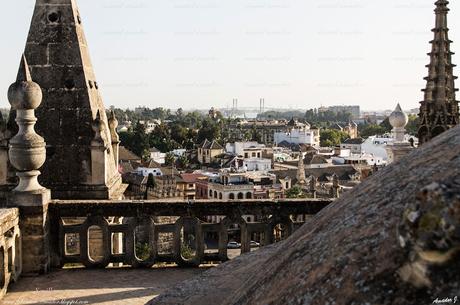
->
108, 110, 119, 143
108, 110, 120, 166
92, 110, 106, 145
7, 55, 46, 192
389, 103, 409, 143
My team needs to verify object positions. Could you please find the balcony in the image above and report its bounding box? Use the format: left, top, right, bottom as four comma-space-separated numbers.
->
0, 199, 331, 304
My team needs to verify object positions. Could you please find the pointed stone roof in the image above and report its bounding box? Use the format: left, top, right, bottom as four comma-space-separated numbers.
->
418, 0, 459, 144
7, 0, 123, 199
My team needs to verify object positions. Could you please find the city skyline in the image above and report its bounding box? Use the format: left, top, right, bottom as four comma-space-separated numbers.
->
0, 0, 459, 111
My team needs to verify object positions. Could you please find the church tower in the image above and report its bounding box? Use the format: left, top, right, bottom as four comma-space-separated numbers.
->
6, 0, 124, 199
418, 0, 459, 144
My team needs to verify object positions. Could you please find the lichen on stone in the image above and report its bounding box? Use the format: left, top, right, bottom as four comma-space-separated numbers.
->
398, 182, 460, 287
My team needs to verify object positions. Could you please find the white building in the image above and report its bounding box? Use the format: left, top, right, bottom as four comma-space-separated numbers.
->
171, 149, 187, 157
207, 171, 254, 200
343, 153, 385, 166
274, 127, 320, 148
361, 134, 418, 162
134, 167, 163, 177
150, 147, 166, 164
226, 142, 266, 158
340, 138, 365, 154
243, 158, 272, 172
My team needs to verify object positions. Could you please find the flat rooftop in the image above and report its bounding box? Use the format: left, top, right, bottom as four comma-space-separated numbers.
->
1, 267, 211, 305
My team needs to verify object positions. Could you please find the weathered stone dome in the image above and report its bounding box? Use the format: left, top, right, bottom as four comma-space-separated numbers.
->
150, 125, 460, 305
389, 103, 409, 129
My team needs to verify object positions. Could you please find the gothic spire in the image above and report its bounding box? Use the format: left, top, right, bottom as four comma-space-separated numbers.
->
418, 0, 459, 144
6, 0, 123, 199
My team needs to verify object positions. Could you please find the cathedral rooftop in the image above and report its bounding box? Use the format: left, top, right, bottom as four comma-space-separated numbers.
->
150, 125, 460, 305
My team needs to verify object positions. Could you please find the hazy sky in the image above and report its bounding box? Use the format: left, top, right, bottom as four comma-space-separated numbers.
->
0, 0, 459, 111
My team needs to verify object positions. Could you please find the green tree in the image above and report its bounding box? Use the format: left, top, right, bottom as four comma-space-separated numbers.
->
285, 186, 305, 199
170, 123, 188, 147
177, 155, 190, 170
320, 129, 350, 147
406, 115, 419, 136
120, 121, 149, 159
197, 118, 221, 144
379, 118, 393, 132
148, 123, 174, 153
359, 124, 388, 138
165, 152, 176, 166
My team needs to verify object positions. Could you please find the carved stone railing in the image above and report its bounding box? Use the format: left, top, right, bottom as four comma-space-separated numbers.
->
0, 208, 21, 298
49, 199, 331, 268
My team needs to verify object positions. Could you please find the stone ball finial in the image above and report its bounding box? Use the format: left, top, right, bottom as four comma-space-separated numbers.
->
92, 110, 108, 145
7, 55, 46, 192
389, 103, 409, 129
7, 55, 43, 111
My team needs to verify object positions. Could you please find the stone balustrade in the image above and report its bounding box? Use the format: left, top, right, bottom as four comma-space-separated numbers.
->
48, 199, 331, 268
0, 208, 21, 299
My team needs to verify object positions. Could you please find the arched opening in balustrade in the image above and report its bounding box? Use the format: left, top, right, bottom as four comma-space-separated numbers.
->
266, 216, 294, 244
226, 222, 243, 259
237, 192, 244, 200
0, 247, 4, 289
214, 191, 218, 199
229, 193, 235, 200
156, 222, 174, 257
219, 216, 250, 261
209, 190, 213, 198
203, 223, 221, 257
134, 220, 152, 262
88, 225, 105, 263
179, 218, 198, 261
219, 192, 223, 200
246, 192, 252, 199
64, 233, 80, 256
